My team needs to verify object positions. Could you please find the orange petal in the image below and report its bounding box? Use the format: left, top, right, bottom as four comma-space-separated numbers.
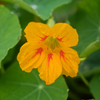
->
17, 42, 44, 72
24, 50, 45, 72
38, 53, 62, 85
60, 48, 80, 77
51, 23, 79, 47
24, 22, 51, 42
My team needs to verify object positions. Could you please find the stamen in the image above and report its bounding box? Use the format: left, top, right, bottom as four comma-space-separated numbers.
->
45, 36, 60, 50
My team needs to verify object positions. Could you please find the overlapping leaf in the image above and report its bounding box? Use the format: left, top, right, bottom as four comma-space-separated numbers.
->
0, 61, 68, 100
24, 0, 72, 20
0, 5, 21, 62
2, 0, 72, 20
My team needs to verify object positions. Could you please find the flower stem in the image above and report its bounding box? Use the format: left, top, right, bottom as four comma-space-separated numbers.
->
78, 71, 89, 87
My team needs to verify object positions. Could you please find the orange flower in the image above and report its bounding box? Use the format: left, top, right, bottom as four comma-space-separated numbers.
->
17, 22, 80, 85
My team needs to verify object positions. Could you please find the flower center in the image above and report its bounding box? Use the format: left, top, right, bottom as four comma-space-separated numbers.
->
45, 36, 60, 50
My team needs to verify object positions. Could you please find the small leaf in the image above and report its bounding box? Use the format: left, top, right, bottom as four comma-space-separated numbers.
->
0, 61, 68, 100
90, 74, 100, 100
0, 5, 21, 62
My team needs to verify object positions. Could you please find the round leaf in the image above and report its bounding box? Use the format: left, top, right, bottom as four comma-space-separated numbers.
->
69, 0, 100, 56
0, 61, 69, 100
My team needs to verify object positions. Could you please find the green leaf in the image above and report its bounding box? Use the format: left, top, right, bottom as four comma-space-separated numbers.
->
90, 74, 100, 100
69, 0, 100, 56
2, 0, 72, 20
0, 5, 21, 62
0, 61, 68, 100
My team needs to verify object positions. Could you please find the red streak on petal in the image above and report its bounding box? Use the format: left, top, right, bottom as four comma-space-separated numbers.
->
60, 50, 68, 63
36, 48, 43, 55
60, 50, 65, 59
57, 37, 63, 42
57, 33, 69, 42
47, 53, 53, 75
60, 50, 73, 70
31, 48, 43, 59
25, 53, 29, 57
41, 36, 48, 41
47, 53, 53, 67
60, 50, 70, 68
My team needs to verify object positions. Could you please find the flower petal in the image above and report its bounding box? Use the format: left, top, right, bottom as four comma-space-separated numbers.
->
38, 53, 62, 85
24, 50, 45, 72
51, 23, 79, 47
24, 22, 51, 42
60, 48, 80, 77
17, 42, 44, 72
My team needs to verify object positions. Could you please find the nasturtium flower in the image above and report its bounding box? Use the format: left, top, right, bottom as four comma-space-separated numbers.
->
17, 22, 80, 85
